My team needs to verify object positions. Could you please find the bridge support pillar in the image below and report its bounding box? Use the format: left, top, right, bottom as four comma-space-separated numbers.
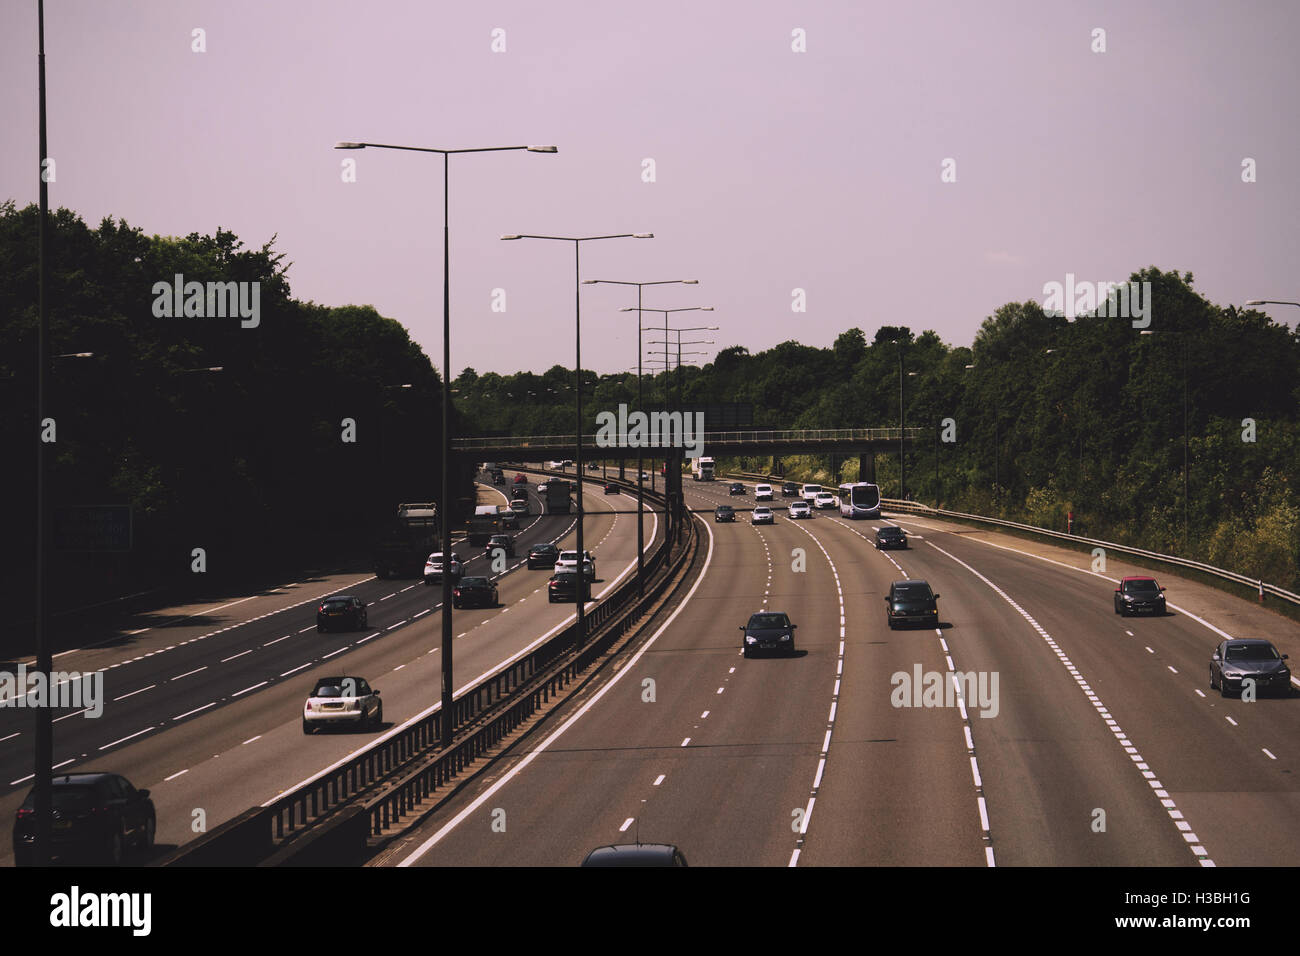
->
773, 455, 781, 477
860, 453, 875, 482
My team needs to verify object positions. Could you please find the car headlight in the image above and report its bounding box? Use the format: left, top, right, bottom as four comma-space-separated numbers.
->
745, 635, 756, 644
780, 633, 791, 641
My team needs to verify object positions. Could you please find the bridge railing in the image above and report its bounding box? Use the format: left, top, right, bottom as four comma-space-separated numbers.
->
453, 427, 922, 450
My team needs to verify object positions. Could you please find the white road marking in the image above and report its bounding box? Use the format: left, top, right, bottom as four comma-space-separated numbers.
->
112, 684, 156, 702
99, 726, 155, 750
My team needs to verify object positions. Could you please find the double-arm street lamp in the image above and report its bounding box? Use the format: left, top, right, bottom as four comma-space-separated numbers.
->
584, 279, 698, 597
502, 233, 653, 645
334, 140, 555, 749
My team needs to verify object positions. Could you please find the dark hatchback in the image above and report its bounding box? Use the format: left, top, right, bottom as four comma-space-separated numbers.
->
499, 509, 519, 530
1210, 639, 1291, 697
885, 580, 940, 629
317, 595, 368, 632
527, 543, 560, 569
604, 482, 620, 494
729, 482, 746, 495
741, 610, 797, 657
580, 843, 688, 867
1114, 576, 1167, 616
453, 576, 499, 609
485, 534, 515, 558
510, 486, 529, 501
781, 482, 799, 497
491, 470, 506, 485
547, 570, 591, 603
875, 526, 908, 550
715, 505, 736, 522
13, 772, 155, 866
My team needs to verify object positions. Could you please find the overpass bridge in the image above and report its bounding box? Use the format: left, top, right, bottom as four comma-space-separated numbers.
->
452, 427, 921, 471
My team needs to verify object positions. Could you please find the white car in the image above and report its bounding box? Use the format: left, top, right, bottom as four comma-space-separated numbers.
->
751, 506, 775, 525
424, 551, 463, 585
754, 484, 773, 501
814, 492, 837, 510
801, 484, 823, 501
538, 482, 549, 493
510, 498, 530, 515
789, 500, 812, 519
556, 550, 596, 579
302, 675, 382, 734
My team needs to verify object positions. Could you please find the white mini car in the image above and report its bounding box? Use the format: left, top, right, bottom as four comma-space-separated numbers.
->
814, 492, 837, 510
302, 676, 382, 734
754, 484, 773, 501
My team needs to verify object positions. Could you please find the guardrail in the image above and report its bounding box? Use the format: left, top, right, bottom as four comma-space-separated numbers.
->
159, 468, 685, 865
880, 498, 1300, 607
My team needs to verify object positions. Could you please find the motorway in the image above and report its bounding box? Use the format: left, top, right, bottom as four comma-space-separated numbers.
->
0, 469, 660, 863
389, 476, 1300, 867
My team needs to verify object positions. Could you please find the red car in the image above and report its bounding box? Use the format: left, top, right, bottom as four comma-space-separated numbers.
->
513, 473, 528, 484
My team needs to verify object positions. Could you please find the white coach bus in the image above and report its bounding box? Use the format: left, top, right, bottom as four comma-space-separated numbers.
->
837, 482, 882, 519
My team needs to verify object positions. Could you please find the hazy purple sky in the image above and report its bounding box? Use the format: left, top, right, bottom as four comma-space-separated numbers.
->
3, 1, 1298, 376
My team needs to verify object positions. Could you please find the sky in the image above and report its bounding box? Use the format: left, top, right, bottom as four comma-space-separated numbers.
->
2, 0, 1298, 377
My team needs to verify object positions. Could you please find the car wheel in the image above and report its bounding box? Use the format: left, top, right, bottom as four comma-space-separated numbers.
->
141, 814, 155, 851
1209, 667, 1216, 690
742, 647, 751, 658
374, 703, 384, 727
302, 718, 313, 735
317, 624, 325, 633
787, 643, 796, 656
1219, 679, 1231, 698
105, 829, 125, 866
12, 848, 33, 867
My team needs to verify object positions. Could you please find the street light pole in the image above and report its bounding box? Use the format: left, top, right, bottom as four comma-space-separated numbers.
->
1140, 329, 1189, 552
503, 233, 653, 644
334, 141, 555, 749
587, 279, 697, 597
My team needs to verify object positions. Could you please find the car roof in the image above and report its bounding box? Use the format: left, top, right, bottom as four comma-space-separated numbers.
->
892, 579, 930, 587
322, 594, 356, 601
581, 844, 683, 866
1122, 575, 1157, 582
1224, 638, 1274, 646
50, 772, 115, 785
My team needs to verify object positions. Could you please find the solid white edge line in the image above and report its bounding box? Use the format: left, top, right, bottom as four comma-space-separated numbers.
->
396, 511, 711, 866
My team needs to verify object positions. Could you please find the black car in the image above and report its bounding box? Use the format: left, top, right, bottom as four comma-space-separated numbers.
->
317, 595, 368, 632
491, 470, 506, 485
580, 844, 688, 867
604, 482, 620, 494
740, 610, 797, 657
875, 526, 907, 550
528, 543, 560, 569
1210, 639, 1291, 698
511, 486, 529, 501
485, 534, 515, 559
729, 482, 746, 495
781, 482, 799, 497
13, 772, 155, 865
1114, 576, 1167, 616
715, 505, 736, 522
548, 570, 591, 603
499, 509, 519, 530
454, 576, 499, 609
885, 580, 940, 629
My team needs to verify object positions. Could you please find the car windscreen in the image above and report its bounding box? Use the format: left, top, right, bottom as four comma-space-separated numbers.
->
23, 785, 98, 811
748, 613, 789, 628
459, 577, 488, 587
321, 599, 351, 608
1225, 644, 1278, 661
1124, 580, 1160, 593
893, 585, 931, 599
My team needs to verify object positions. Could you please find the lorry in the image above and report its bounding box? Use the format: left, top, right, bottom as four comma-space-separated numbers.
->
691, 457, 715, 481
467, 505, 502, 546
373, 503, 439, 578
545, 480, 572, 514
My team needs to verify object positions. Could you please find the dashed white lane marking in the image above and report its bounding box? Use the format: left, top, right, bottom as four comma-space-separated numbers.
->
322, 647, 348, 659
99, 726, 154, 750
263, 635, 292, 647
681, 737, 691, 747
242, 735, 262, 745
1225, 716, 1238, 726
298, 626, 316, 634
700, 710, 710, 719
164, 769, 189, 781
54, 709, 88, 722
653, 775, 665, 786
112, 684, 156, 702
220, 649, 253, 663
173, 702, 216, 720
233, 681, 268, 697
280, 663, 312, 678
619, 818, 634, 832
1263, 748, 1277, 760
926, 539, 1214, 867
0, 732, 18, 743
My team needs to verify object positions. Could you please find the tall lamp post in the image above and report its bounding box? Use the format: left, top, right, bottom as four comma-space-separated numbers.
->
334, 140, 555, 749
502, 233, 653, 645
584, 278, 697, 597
636, 309, 715, 547
1140, 329, 1189, 552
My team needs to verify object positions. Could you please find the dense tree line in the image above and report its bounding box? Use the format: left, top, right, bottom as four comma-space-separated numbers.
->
457, 267, 1300, 590
1, 201, 460, 632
